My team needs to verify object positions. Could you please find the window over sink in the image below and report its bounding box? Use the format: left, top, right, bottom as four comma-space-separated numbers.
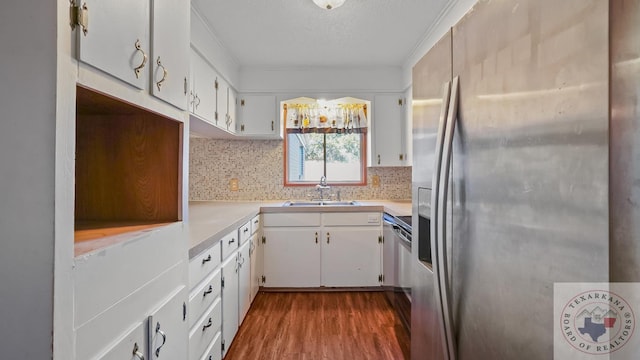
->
282, 97, 369, 186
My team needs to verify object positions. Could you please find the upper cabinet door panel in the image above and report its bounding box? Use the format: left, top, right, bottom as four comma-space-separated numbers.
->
238, 95, 278, 137
151, 0, 190, 110
191, 50, 217, 122
78, 0, 150, 90
373, 94, 405, 167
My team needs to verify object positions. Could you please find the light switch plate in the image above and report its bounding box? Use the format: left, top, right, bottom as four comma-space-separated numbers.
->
372, 175, 380, 187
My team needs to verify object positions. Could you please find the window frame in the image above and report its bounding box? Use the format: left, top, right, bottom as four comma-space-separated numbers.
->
283, 129, 368, 187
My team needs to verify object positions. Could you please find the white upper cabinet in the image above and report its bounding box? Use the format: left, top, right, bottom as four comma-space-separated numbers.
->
237, 95, 280, 139
226, 86, 237, 133
190, 50, 218, 122
151, 0, 190, 110
76, 0, 150, 90
75, 0, 189, 110
371, 94, 408, 167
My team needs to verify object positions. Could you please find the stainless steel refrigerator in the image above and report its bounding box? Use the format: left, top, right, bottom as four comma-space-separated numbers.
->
411, 0, 639, 359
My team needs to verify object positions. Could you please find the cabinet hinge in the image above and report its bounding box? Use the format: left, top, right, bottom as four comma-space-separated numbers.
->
184, 77, 188, 95
262, 236, 266, 244
214, 78, 219, 90
240, 124, 245, 132
221, 276, 225, 288
215, 111, 219, 121
398, 98, 403, 106
261, 275, 266, 284
183, 302, 187, 321
378, 235, 383, 244
70, 2, 89, 36
378, 274, 383, 282
241, 99, 245, 106
222, 339, 225, 351
399, 154, 404, 161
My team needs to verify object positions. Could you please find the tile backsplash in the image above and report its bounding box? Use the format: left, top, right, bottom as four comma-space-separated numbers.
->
189, 137, 411, 201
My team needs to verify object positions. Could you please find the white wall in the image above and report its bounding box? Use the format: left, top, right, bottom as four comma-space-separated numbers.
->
0, 2, 57, 358
239, 65, 405, 93
191, 6, 241, 89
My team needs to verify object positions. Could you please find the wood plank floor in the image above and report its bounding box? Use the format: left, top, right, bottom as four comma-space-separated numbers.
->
225, 291, 410, 360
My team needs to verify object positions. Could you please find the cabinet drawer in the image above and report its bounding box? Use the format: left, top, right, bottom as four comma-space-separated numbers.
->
322, 212, 382, 226
198, 331, 222, 360
189, 298, 222, 360
263, 213, 321, 227
188, 269, 221, 328
97, 321, 145, 360
250, 214, 260, 235
239, 221, 251, 245
189, 243, 221, 289
220, 229, 239, 260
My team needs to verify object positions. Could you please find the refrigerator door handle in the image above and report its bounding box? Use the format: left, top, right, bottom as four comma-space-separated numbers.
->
438, 76, 460, 360
431, 81, 451, 359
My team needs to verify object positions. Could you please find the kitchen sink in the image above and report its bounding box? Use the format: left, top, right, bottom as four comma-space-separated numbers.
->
283, 200, 360, 207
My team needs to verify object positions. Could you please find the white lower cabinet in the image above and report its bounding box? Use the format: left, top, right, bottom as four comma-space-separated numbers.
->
200, 331, 223, 360
147, 286, 189, 360
262, 212, 382, 288
189, 298, 222, 360
221, 252, 239, 356
238, 240, 252, 323
249, 233, 262, 302
263, 227, 321, 287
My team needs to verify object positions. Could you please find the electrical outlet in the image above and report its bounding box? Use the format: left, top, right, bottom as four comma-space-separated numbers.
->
229, 178, 239, 191
372, 175, 380, 187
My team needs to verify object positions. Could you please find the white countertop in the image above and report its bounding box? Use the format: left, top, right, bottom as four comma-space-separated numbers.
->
187, 200, 411, 258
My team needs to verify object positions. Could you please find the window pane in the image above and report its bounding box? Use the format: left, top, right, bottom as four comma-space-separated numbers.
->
325, 133, 362, 182
286, 132, 364, 184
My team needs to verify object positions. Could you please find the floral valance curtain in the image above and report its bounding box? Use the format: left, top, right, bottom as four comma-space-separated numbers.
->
282, 97, 369, 134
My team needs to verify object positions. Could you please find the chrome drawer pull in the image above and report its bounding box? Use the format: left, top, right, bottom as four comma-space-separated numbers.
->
229, 238, 235, 244
155, 322, 166, 357
202, 254, 212, 264
203, 285, 213, 297
132, 342, 144, 360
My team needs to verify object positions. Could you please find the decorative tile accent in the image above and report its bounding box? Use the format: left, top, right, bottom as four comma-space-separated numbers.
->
189, 137, 411, 201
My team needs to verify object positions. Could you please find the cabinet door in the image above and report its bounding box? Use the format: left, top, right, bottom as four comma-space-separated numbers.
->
191, 51, 218, 121
98, 322, 146, 360
373, 94, 406, 166
238, 95, 278, 137
263, 228, 321, 287
226, 87, 237, 133
221, 254, 239, 356
238, 241, 251, 324
249, 234, 262, 302
151, 0, 190, 110
77, 0, 149, 89
321, 228, 382, 287
148, 286, 188, 360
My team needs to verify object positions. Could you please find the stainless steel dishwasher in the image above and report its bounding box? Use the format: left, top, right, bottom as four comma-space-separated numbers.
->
383, 213, 412, 333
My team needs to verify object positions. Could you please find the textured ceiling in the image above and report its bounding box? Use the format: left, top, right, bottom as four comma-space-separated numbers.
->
192, 0, 452, 68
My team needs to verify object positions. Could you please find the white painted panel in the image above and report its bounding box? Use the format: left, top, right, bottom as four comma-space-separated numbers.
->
321, 212, 382, 226
321, 228, 382, 287
189, 241, 221, 289
239, 221, 251, 245
262, 213, 321, 227
250, 215, 261, 235
237, 241, 251, 324
220, 229, 239, 261
249, 234, 261, 302
372, 94, 405, 167
262, 228, 321, 287
189, 298, 221, 360
189, 269, 221, 329
97, 321, 145, 360
148, 286, 189, 360
74, 223, 186, 327
151, 0, 190, 109
78, 0, 149, 89
221, 253, 239, 356
75, 261, 185, 359
237, 94, 278, 137
198, 331, 222, 360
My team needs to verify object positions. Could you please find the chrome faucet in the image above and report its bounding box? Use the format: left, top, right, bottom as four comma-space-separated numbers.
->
315, 176, 331, 202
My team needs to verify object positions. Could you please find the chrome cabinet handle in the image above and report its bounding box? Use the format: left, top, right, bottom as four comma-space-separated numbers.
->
203, 285, 213, 297
132, 342, 144, 360
326, 232, 330, 244
195, 94, 201, 109
202, 254, 212, 264
202, 318, 213, 331
133, 40, 147, 79
228, 238, 235, 245
155, 322, 166, 357
155, 57, 167, 91
243, 228, 249, 233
